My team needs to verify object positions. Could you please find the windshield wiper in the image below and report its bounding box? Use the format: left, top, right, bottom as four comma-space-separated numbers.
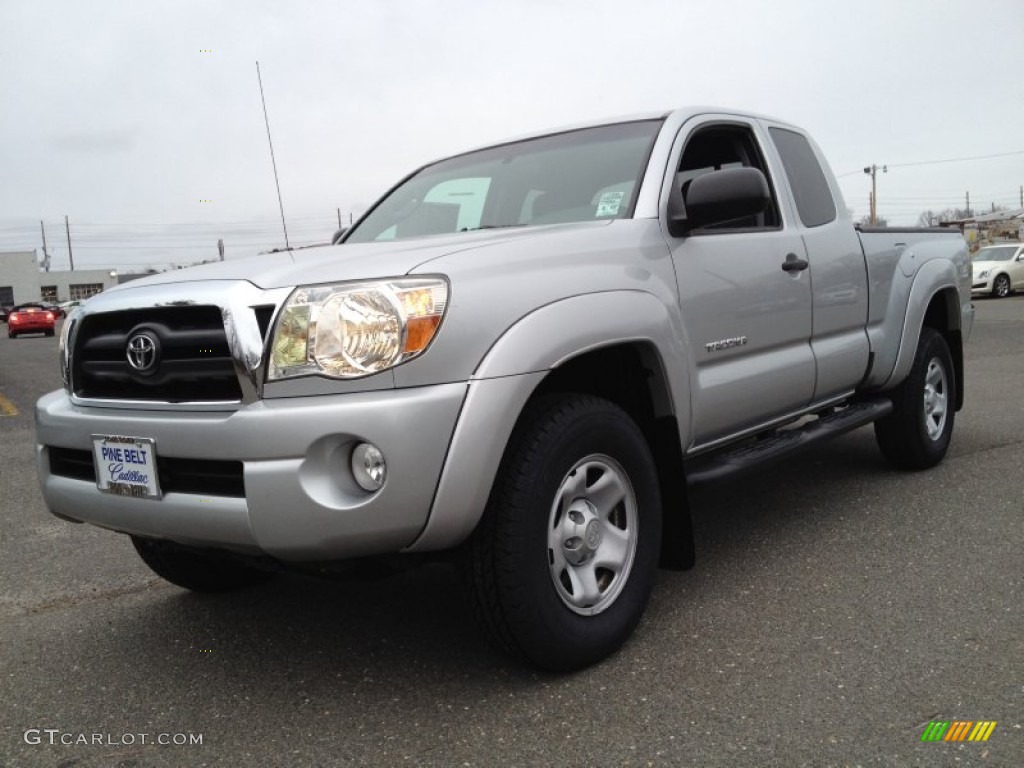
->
461, 224, 527, 232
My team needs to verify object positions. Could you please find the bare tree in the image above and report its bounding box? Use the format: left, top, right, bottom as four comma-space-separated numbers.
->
917, 207, 971, 226
856, 214, 888, 228
916, 204, 1010, 226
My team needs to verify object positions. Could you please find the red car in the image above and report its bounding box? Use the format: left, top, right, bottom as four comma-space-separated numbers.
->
7, 303, 57, 338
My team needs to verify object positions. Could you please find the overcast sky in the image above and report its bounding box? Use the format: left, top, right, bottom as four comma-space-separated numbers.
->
1, 0, 1022, 272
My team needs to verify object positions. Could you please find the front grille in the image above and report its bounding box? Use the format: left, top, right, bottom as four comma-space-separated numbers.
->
72, 306, 242, 402
49, 447, 245, 497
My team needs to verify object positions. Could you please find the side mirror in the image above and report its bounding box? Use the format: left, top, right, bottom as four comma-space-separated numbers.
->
331, 228, 347, 245
668, 167, 771, 237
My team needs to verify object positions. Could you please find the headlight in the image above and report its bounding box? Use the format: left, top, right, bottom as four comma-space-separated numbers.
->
268, 277, 448, 380
976, 269, 991, 279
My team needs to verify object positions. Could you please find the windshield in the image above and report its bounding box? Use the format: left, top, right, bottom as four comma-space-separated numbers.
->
345, 120, 663, 243
974, 246, 1017, 262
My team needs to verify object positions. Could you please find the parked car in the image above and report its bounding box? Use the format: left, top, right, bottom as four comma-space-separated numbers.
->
57, 300, 83, 316
7, 303, 57, 338
971, 243, 1024, 298
36, 107, 972, 670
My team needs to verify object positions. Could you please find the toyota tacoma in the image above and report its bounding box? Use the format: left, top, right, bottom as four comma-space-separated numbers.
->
37, 108, 972, 670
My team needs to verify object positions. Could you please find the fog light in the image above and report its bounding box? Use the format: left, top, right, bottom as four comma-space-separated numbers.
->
351, 442, 386, 492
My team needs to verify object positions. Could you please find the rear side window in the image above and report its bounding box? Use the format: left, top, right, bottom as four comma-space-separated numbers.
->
769, 127, 836, 228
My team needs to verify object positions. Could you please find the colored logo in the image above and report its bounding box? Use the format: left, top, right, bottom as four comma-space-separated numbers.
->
921, 721, 997, 742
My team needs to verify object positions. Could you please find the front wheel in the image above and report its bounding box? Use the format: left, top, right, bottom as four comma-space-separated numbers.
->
992, 274, 1011, 298
132, 536, 274, 592
874, 327, 955, 470
463, 395, 662, 671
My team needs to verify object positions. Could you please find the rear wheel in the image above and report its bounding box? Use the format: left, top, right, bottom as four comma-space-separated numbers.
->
463, 395, 662, 671
874, 327, 955, 470
132, 536, 274, 592
993, 274, 1011, 298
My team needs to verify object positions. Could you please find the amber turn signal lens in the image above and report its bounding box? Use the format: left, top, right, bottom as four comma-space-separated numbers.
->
403, 315, 442, 354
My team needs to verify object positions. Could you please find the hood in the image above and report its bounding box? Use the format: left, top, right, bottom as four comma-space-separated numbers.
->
106, 223, 610, 293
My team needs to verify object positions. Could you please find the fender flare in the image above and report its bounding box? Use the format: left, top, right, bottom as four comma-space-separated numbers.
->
405, 290, 688, 553
881, 258, 961, 391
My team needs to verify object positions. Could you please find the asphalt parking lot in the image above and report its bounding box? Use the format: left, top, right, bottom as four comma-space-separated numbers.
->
1, 298, 1021, 767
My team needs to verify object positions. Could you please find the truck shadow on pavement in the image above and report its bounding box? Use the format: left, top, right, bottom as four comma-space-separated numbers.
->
87, 428, 896, 691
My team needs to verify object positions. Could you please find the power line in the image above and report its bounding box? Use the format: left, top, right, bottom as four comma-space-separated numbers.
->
888, 149, 1024, 170
837, 149, 1024, 178
846, 194, 1020, 201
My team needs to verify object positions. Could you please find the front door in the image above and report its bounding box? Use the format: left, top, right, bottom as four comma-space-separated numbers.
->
664, 118, 814, 447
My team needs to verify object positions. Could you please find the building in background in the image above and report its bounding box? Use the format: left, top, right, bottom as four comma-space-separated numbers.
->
939, 208, 1024, 252
0, 250, 120, 307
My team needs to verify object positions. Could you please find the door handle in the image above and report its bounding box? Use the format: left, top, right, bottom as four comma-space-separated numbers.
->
782, 253, 809, 272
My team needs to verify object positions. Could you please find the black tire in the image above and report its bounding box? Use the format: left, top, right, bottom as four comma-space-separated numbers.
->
132, 536, 274, 593
7, 332, 14, 339
463, 395, 662, 672
874, 327, 955, 470
992, 274, 1011, 298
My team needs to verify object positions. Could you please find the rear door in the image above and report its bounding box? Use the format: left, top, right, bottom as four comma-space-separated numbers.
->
761, 123, 870, 402
661, 116, 815, 448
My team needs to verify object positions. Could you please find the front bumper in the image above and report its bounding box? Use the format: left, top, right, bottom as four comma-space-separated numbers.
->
971, 276, 993, 295
36, 383, 466, 561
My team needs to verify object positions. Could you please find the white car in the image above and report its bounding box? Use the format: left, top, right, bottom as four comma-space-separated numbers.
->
971, 243, 1024, 298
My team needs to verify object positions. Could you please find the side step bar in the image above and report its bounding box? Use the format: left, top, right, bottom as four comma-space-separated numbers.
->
685, 399, 893, 487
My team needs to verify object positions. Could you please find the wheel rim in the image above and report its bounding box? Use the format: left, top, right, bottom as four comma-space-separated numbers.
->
995, 276, 1009, 297
547, 454, 638, 616
922, 357, 948, 440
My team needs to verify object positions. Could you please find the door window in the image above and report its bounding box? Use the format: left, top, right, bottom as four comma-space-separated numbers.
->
676, 124, 781, 231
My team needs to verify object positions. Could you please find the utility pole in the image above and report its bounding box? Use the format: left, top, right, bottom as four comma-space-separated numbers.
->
40, 220, 51, 271
1019, 184, 1022, 208
863, 164, 886, 225
337, 208, 342, 228
965, 191, 971, 218
64, 215, 75, 271
217, 238, 225, 261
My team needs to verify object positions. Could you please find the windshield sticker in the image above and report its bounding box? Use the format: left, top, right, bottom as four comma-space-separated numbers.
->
596, 191, 625, 217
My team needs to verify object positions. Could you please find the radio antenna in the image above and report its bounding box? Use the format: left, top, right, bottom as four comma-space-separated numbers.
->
256, 61, 291, 250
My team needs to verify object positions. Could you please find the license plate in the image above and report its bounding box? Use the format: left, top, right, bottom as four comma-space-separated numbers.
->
92, 435, 161, 500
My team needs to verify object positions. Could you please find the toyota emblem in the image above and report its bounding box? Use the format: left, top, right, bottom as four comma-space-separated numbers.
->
126, 332, 160, 373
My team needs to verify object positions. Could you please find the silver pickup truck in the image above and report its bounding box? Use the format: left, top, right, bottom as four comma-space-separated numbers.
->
36, 108, 972, 671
